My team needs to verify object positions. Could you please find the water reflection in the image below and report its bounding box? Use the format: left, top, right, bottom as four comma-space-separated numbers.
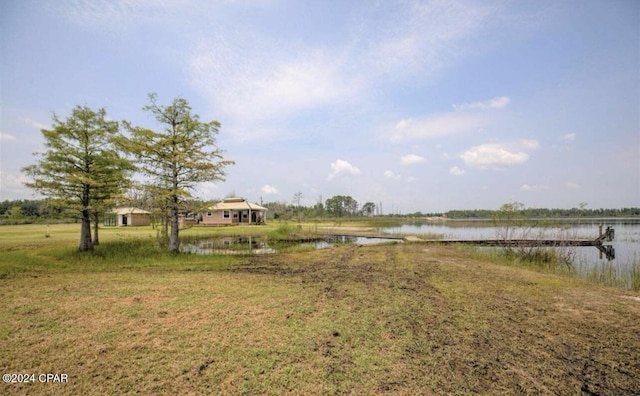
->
181, 236, 277, 255
180, 235, 402, 255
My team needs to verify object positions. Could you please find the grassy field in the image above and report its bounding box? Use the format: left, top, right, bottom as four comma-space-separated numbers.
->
1, 224, 639, 395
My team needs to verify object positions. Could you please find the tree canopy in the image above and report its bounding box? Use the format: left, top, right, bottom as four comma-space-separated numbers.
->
119, 94, 234, 252
22, 106, 133, 251
325, 195, 359, 217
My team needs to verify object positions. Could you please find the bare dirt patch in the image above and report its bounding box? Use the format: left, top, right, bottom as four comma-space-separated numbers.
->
228, 243, 640, 394
619, 295, 640, 303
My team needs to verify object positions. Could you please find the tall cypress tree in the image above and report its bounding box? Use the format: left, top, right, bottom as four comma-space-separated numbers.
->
23, 106, 133, 251
120, 94, 234, 253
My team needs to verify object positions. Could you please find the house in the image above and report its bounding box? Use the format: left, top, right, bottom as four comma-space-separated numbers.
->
105, 207, 152, 227
178, 212, 200, 228
200, 197, 267, 226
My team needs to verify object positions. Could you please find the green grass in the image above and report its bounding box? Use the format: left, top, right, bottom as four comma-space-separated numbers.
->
575, 256, 640, 291
266, 223, 299, 240
1, 224, 639, 395
0, 224, 248, 277
471, 246, 640, 291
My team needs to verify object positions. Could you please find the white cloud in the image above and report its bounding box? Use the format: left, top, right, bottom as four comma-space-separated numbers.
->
260, 184, 279, 195
249, 55, 351, 113
327, 159, 361, 181
190, 39, 357, 141
0, 170, 34, 199
559, 132, 576, 141
566, 182, 581, 189
58, 0, 499, 145
461, 140, 539, 169
453, 96, 510, 111
194, 181, 220, 199
521, 139, 540, 150
384, 170, 400, 179
24, 118, 49, 130
357, 1, 494, 83
187, 1, 497, 142
462, 144, 528, 167
400, 154, 425, 165
449, 166, 465, 176
391, 95, 510, 142
391, 112, 487, 142
383, 170, 417, 183
520, 184, 549, 192
0, 132, 17, 141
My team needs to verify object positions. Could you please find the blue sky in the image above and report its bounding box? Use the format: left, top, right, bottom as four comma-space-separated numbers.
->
1, 0, 638, 213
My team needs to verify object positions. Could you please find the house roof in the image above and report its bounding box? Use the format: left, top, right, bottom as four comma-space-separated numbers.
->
208, 198, 267, 211
112, 207, 151, 215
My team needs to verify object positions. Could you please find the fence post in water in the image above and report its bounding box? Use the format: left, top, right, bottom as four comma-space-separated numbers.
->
606, 227, 614, 242
598, 225, 603, 240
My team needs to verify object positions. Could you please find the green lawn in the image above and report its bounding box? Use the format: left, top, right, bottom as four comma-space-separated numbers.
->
1, 224, 639, 395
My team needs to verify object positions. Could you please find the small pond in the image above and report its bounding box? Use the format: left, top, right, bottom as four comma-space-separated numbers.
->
180, 235, 402, 255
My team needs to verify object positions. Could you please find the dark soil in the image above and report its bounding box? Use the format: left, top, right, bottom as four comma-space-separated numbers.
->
236, 243, 640, 395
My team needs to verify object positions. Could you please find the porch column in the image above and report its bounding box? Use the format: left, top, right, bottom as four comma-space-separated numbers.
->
245, 200, 252, 225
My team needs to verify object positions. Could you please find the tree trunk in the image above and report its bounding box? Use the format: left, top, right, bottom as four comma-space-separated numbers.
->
168, 206, 179, 253
79, 209, 93, 251
162, 213, 169, 240
92, 214, 100, 246
168, 170, 180, 253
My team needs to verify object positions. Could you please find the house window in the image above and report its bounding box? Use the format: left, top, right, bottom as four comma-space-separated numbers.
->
233, 211, 238, 219
223, 210, 230, 218
207, 211, 212, 217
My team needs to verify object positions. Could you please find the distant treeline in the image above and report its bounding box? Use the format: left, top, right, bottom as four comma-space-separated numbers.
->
0, 199, 70, 224
2, 198, 638, 225
0, 199, 68, 224
445, 207, 640, 219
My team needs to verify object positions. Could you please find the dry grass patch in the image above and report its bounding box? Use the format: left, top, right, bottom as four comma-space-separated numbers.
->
1, 242, 639, 395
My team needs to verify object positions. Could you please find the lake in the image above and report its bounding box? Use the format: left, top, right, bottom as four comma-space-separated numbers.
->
380, 219, 640, 290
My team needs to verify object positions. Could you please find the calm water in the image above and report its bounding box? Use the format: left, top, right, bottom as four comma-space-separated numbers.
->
180, 235, 401, 255
381, 219, 640, 289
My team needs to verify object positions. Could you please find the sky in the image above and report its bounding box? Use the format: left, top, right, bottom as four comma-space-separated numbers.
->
1, 0, 639, 213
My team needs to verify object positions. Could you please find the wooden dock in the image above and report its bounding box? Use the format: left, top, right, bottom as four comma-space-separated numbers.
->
406, 226, 614, 246
325, 226, 616, 259
401, 226, 616, 260
412, 239, 604, 247
328, 226, 615, 246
